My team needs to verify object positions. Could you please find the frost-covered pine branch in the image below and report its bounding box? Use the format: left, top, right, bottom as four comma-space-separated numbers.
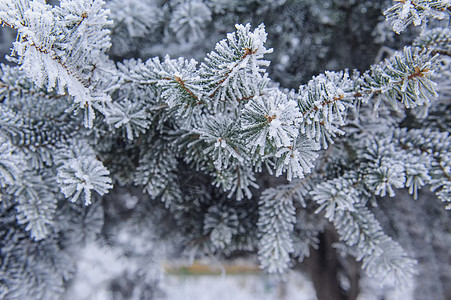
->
0, 0, 450, 298
0, 0, 113, 127
257, 186, 297, 274
55, 140, 112, 205
357, 46, 440, 110
384, 0, 451, 33
257, 179, 313, 275
0, 137, 23, 189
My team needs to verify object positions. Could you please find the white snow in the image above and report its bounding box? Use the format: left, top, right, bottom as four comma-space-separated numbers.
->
160, 271, 317, 300
66, 238, 414, 300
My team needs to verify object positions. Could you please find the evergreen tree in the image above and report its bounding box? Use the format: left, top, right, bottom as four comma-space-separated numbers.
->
0, 0, 450, 299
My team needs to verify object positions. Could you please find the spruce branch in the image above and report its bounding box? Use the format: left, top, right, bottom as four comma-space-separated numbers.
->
11, 172, 58, 240
334, 205, 417, 285
118, 56, 204, 117
358, 46, 439, 110
312, 177, 361, 221
242, 89, 302, 155
257, 186, 297, 275
0, 0, 113, 128
413, 27, 451, 56
296, 71, 355, 149
273, 135, 320, 181
211, 165, 258, 201
0, 137, 24, 188
0, 3, 448, 296
56, 157, 112, 205
201, 23, 273, 111
134, 137, 182, 209
0, 65, 69, 101
396, 128, 451, 208
194, 114, 246, 171
309, 174, 418, 285
203, 205, 239, 251
0, 68, 83, 169
0, 229, 70, 299
104, 98, 151, 140
257, 178, 314, 274
55, 141, 112, 205
384, 0, 451, 33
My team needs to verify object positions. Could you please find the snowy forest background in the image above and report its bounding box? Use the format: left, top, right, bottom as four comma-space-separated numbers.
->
0, 0, 450, 299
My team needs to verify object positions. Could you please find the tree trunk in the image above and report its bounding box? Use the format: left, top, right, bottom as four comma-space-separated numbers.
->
303, 229, 360, 300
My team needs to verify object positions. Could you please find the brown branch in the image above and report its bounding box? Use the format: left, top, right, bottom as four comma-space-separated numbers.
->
236, 93, 264, 102
353, 65, 431, 101
265, 114, 277, 123
1, 15, 91, 88
407, 66, 429, 80
0, 19, 17, 29
173, 75, 202, 104
431, 49, 451, 57
302, 94, 345, 116
439, 162, 451, 181
25, 38, 90, 88
426, 158, 449, 182
76, 12, 88, 26
209, 47, 258, 99
394, 0, 450, 13
301, 64, 430, 123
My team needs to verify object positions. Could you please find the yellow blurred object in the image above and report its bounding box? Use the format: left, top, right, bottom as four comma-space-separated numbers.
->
163, 260, 262, 275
